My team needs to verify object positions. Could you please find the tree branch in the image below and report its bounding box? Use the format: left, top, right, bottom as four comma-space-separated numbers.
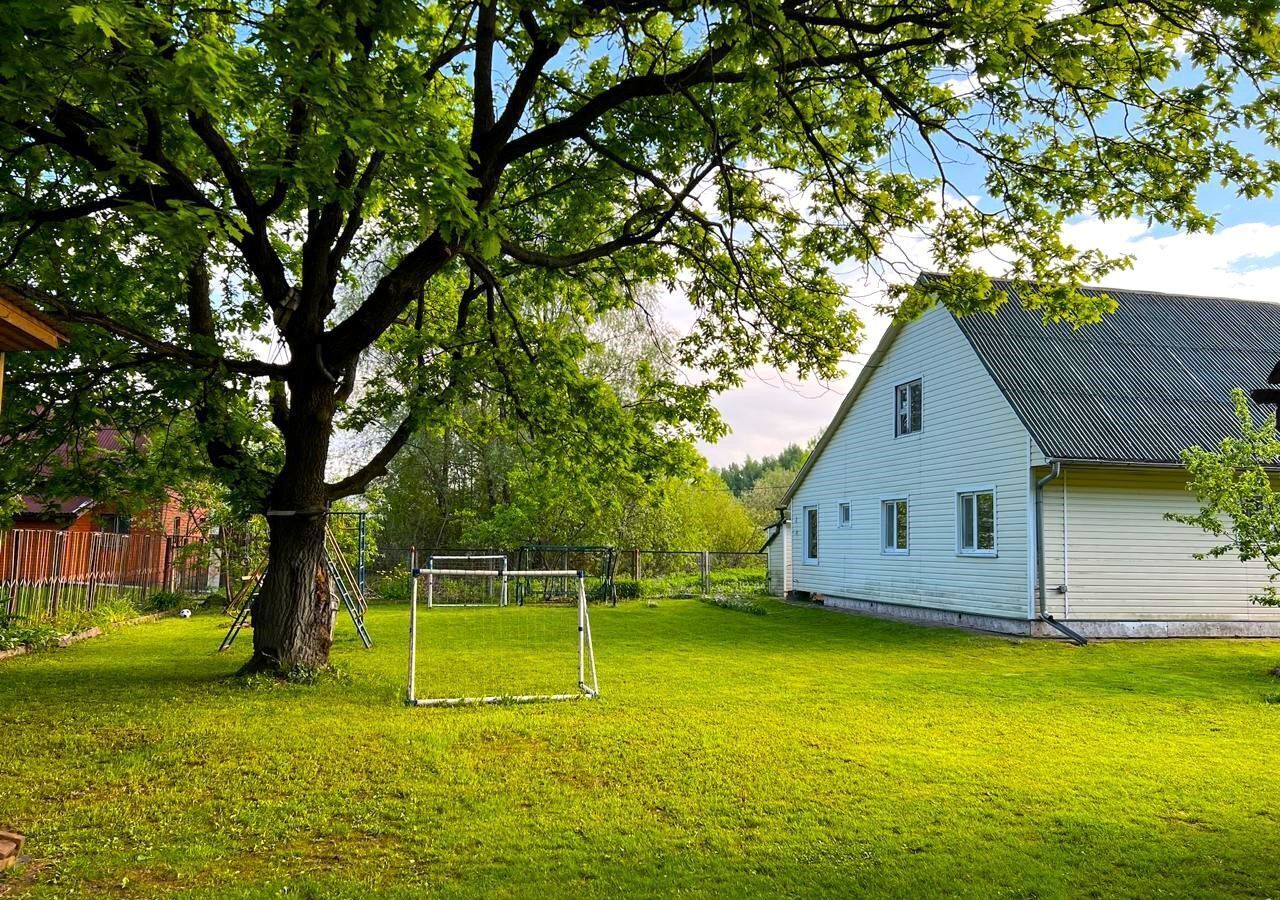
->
38, 289, 289, 380
321, 231, 455, 365
326, 412, 417, 499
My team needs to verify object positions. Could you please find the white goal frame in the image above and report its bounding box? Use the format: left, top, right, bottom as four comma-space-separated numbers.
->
406, 565, 599, 707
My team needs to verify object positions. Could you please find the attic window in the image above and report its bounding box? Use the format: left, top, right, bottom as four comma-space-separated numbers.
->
895, 379, 922, 436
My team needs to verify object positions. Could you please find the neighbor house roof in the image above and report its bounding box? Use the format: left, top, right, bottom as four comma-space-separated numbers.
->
782, 276, 1280, 505
18, 427, 136, 520
954, 279, 1280, 465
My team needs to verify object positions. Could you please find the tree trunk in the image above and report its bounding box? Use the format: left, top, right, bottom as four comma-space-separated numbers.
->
244, 376, 336, 674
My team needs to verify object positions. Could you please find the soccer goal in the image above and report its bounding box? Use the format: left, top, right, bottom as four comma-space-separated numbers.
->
422, 554, 509, 607
406, 560, 599, 707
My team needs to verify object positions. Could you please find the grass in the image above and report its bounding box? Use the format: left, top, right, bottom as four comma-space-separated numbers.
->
0, 590, 207, 653
3, 597, 1280, 898
616, 565, 767, 600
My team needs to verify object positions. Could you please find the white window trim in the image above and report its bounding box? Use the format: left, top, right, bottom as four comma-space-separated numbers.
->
837, 500, 852, 529
802, 505, 820, 565
956, 484, 998, 557
893, 376, 923, 438
880, 495, 910, 556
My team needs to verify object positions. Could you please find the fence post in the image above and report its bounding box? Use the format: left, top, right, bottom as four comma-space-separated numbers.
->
700, 550, 710, 597
162, 535, 174, 593
4, 531, 16, 618
357, 513, 367, 596
115, 533, 128, 601
49, 531, 65, 618
632, 548, 640, 582
138, 534, 151, 607
86, 532, 100, 610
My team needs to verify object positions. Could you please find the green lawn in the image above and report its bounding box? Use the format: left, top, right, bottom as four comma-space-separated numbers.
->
3, 598, 1280, 898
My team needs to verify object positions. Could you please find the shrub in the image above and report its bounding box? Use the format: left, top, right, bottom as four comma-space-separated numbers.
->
370, 568, 411, 603
613, 581, 642, 601
700, 593, 767, 615
0, 615, 62, 652
146, 591, 189, 612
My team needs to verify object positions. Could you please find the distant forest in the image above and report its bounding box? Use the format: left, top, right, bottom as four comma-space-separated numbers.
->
713, 440, 815, 526
716, 444, 808, 496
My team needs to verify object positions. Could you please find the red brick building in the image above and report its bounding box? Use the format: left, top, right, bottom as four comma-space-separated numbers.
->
6, 429, 208, 589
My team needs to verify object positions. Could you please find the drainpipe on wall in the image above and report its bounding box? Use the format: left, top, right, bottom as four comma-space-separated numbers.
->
1034, 461, 1087, 645
1034, 461, 1061, 618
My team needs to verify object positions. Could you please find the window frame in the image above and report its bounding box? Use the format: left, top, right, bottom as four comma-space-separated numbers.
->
99, 513, 131, 535
956, 486, 998, 557
837, 500, 852, 529
893, 378, 923, 437
880, 496, 910, 555
803, 505, 820, 564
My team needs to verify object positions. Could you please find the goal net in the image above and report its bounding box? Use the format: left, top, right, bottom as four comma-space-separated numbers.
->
422, 554, 509, 607
407, 560, 599, 707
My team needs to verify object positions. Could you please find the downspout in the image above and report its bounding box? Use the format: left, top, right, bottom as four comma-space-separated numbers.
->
1034, 461, 1061, 617
1034, 461, 1086, 645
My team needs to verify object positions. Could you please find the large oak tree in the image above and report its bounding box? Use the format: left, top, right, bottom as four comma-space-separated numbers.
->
3, 0, 1279, 672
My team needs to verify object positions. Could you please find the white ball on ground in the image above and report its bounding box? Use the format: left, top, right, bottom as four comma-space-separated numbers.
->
179, 609, 192, 618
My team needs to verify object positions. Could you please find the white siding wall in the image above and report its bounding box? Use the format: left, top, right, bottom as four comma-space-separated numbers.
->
1040, 474, 1067, 618
789, 306, 1035, 619
1056, 465, 1280, 620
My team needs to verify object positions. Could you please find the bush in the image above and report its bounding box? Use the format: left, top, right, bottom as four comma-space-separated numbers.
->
74, 597, 145, 630
370, 568, 412, 603
0, 615, 62, 652
613, 580, 642, 601
146, 590, 189, 612
700, 593, 767, 615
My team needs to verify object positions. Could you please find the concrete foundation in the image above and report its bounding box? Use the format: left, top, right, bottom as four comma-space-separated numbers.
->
813, 594, 1280, 639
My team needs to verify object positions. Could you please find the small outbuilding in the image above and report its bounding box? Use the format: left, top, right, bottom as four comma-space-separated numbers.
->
761, 513, 791, 597
781, 276, 1280, 638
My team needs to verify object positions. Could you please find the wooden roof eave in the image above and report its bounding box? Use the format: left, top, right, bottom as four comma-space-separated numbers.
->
0, 283, 68, 351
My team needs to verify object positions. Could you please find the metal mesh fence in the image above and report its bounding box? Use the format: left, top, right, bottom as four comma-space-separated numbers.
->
372, 544, 766, 605
515, 546, 616, 604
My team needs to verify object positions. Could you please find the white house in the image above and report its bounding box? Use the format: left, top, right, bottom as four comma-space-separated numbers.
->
778, 277, 1280, 638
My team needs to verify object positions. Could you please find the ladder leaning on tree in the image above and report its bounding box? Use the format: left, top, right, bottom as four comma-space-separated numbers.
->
325, 551, 372, 648
218, 568, 264, 652
218, 529, 371, 651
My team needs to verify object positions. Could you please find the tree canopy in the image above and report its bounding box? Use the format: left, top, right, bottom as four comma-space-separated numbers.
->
3, 0, 1279, 669
1169, 390, 1280, 605
717, 442, 809, 496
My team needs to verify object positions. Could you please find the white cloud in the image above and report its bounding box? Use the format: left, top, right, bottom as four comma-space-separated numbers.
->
692, 217, 1280, 467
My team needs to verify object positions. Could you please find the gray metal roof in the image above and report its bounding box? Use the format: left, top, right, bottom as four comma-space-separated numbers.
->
952, 280, 1280, 464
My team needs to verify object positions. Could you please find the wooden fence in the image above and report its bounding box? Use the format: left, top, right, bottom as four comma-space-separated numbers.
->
0, 528, 214, 622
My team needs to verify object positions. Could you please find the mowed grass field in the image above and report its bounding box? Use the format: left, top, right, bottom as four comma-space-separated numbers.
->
3, 598, 1280, 898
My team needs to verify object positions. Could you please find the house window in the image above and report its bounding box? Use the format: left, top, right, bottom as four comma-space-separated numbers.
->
881, 499, 908, 554
837, 501, 851, 528
957, 489, 996, 555
804, 506, 819, 562
895, 379, 922, 436
100, 514, 131, 535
